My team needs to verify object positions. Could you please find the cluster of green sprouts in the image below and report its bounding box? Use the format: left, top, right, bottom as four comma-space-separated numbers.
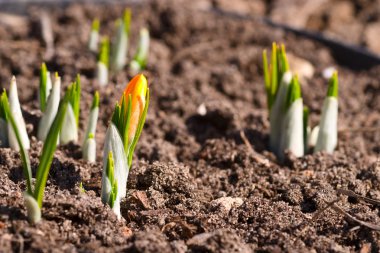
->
89, 9, 150, 86
0, 7, 153, 223
263, 42, 339, 161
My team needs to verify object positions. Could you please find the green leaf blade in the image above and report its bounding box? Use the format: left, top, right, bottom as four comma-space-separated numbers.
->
34, 93, 69, 208
40, 63, 48, 112
327, 71, 339, 98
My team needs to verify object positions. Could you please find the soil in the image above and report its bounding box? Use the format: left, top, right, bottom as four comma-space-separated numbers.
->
214, 0, 380, 54
0, 0, 379, 252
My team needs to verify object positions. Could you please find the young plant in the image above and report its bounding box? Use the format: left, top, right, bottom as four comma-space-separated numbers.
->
38, 73, 61, 142
101, 74, 149, 218
263, 43, 292, 158
314, 72, 339, 153
88, 18, 100, 52
278, 75, 304, 160
39, 63, 52, 112
0, 89, 69, 223
8, 76, 30, 151
262, 43, 339, 160
60, 75, 81, 144
130, 28, 150, 74
82, 91, 99, 162
97, 37, 110, 86
111, 9, 131, 72
0, 93, 8, 147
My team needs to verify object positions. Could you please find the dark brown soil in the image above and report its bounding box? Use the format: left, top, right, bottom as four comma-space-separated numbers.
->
0, 0, 379, 252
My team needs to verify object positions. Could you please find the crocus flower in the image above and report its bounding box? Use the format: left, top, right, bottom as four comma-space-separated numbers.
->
102, 73, 149, 218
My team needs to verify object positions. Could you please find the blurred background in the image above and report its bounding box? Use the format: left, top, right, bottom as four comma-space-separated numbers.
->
1, 0, 380, 61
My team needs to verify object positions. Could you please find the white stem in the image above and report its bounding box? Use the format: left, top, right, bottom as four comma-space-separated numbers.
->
97, 62, 108, 87
308, 125, 319, 148
23, 192, 41, 224
269, 71, 292, 157
279, 98, 304, 160
83, 137, 96, 162
8, 76, 30, 150
130, 28, 150, 74
82, 107, 99, 147
46, 71, 52, 99
0, 118, 8, 147
60, 104, 78, 144
88, 30, 99, 52
38, 76, 61, 142
101, 123, 128, 218
314, 97, 338, 153
111, 21, 128, 72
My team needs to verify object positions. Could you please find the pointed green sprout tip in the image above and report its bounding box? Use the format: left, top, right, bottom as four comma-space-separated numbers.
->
88, 133, 94, 139
55, 72, 59, 79
66, 76, 81, 126
91, 91, 100, 110
40, 63, 48, 111
0, 90, 6, 120
79, 182, 86, 193
286, 75, 302, 109
327, 71, 338, 98
269, 42, 278, 109
99, 37, 110, 67
106, 151, 118, 208
262, 49, 270, 94
123, 8, 132, 35
280, 44, 290, 73
303, 106, 309, 125
92, 18, 100, 32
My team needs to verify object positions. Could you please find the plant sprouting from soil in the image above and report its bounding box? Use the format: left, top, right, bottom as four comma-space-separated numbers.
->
82, 91, 99, 162
38, 72, 61, 142
8, 76, 30, 151
111, 9, 131, 72
262, 43, 339, 160
101, 74, 149, 218
0, 93, 8, 147
130, 28, 150, 74
314, 72, 339, 153
97, 37, 110, 86
0, 87, 69, 224
60, 75, 81, 144
39, 63, 52, 112
88, 18, 100, 52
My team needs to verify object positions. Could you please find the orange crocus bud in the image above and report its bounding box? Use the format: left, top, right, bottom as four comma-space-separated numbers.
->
121, 74, 148, 142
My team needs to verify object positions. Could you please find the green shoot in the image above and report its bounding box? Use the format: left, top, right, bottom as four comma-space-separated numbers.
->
91, 18, 100, 32
91, 91, 100, 110
123, 8, 131, 35
66, 75, 81, 126
327, 71, 338, 98
106, 151, 118, 208
79, 182, 86, 193
99, 37, 110, 68
269, 42, 278, 109
285, 75, 301, 109
131, 28, 150, 71
262, 50, 270, 96
112, 94, 132, 151
39, 63, 48, 112
34, 90, 69, 207
0, 90, 6, 120
303, 106, 309, 152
